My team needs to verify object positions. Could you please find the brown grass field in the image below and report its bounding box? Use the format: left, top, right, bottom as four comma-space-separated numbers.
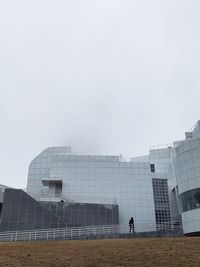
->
0, 237, 200, 267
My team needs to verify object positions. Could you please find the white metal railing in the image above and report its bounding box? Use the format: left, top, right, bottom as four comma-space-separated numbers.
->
0, 222, 182, 243
0, 225, 121, 243
149, 144, 173, 150
31, 192, 117, 205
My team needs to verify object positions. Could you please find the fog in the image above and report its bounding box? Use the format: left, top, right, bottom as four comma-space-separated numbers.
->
0, 0, 200, 188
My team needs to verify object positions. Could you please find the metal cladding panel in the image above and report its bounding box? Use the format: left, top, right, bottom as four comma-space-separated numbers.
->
27, 148, 156, 233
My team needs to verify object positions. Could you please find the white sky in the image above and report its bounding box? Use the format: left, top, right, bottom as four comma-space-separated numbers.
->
0, 0, 200, 188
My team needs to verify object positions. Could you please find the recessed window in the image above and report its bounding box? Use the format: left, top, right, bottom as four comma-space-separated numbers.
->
150, 164, 155, 173
180, 188, 200, 212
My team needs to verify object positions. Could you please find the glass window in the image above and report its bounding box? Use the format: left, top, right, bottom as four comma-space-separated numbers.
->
180, 188, 200, 212
150, 164, 155, 173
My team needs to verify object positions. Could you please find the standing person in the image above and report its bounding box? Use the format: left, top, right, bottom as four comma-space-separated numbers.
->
132, 217, 135, 233
129, 217, 134, 233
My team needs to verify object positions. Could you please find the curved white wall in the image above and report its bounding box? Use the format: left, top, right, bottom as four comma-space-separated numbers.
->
174, 138, 200, 235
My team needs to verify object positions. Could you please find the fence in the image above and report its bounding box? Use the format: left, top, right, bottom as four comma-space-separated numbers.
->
32, 192, 117, 205
0, 222, 182, 243
0, 225, 121, 243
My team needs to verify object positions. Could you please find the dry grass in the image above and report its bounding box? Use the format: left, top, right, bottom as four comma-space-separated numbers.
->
0, 237, 200, 267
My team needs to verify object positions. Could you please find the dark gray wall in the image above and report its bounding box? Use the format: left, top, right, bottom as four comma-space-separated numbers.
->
0, 192, 4, 203
0, 203, 2, 221
41, 201, 119, 227
0, 189, 66, 231
0, 189, 119, 232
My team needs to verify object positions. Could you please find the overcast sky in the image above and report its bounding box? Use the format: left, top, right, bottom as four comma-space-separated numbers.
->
0, 0, 200, 188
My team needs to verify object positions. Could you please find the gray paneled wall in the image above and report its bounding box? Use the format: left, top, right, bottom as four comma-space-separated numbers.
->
41, 202, 119, 227
0, 189, 119, 232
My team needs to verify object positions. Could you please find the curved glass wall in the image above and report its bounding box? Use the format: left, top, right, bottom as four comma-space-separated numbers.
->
180, 188, 200, 212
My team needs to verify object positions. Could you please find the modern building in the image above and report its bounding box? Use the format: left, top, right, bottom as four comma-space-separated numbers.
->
173, 121, 200, 236
26, 147, 172, 233
1, 120, 200, 236
131, 120, 200, 236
